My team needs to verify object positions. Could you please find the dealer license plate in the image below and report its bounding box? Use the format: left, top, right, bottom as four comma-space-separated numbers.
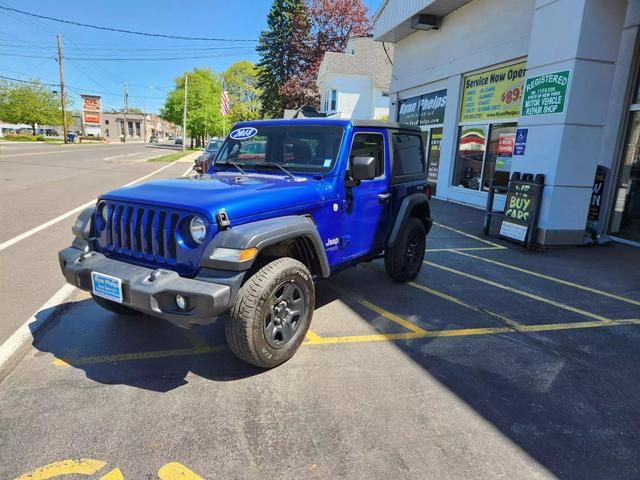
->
91, 271, 123, 303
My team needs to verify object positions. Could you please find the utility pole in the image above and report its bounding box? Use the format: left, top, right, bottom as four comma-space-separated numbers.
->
143, 102, 147, 142
122, 81, 128, 143
57, 33, 68, 144
182, 74, 188, 152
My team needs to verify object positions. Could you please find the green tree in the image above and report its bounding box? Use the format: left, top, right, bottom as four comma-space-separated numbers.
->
160, 68, 222, 147
0, 80, 71, 134
223, 61, 262, 123
256, 0, 308, 118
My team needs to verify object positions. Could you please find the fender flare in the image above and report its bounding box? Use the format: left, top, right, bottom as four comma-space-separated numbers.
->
201, 215, 330, 277
387, 193, 432, 248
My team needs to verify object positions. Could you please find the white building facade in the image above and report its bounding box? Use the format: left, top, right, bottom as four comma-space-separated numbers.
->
317, 36, 393, 120
374, 0, 640, 246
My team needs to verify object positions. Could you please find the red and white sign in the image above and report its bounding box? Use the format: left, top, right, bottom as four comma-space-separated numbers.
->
497, 133, 515, 156
81, 95, 101, 124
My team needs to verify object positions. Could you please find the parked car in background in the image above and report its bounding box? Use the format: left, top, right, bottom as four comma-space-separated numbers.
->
17, 128, 33, 135
175, 136, 183, 145
168, 134, 176, 140
193, 138, 223, 174
1, 127, 17, 135
45, 129, 59, 136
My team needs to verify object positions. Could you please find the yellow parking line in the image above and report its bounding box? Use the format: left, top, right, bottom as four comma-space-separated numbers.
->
426, 261, 615, 324
433, 222, 507, 249
16, 459, 107, 479
100, 468, 125, 480
305, 330, 324, 342
426, 246, 505, 252
158, 462, 203, 480
408, 281, 523, 329
453, 250, 640, 307
359, 299, 428, 335
53, 344, 228, 367
304, 331, 427, 345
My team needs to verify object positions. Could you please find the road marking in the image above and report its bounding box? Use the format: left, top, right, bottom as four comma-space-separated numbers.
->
16, 458, 106, 479
426, 246, 504, 252
305, 330, 324, 342
452, 250, 640, 307
158, 462, 204, 480
433, 222, 507, 249
426, 261, 615, 323
1, 149, 77, 158
0, 160, 178, 252
408, 281, 523, 329
182, 164, 194, 177
0, 284, 76, 372
359, 299, 428, 334
99, 469, 124, 480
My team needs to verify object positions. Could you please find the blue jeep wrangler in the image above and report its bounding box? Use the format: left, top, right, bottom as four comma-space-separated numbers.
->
59, 119, 432, 368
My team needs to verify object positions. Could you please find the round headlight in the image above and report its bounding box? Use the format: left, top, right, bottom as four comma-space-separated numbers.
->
189, 216, 207, 244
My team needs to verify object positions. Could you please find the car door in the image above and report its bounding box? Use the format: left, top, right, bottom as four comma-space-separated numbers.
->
341, 129, 391, 260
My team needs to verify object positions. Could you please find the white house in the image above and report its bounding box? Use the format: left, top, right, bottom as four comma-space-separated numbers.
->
317, 36, 393, 120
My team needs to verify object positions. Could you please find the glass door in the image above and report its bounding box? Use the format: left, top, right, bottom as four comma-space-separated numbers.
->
610, 111, 640, 242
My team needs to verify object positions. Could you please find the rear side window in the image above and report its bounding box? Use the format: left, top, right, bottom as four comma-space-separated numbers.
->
392, 133, 425, 176
349, 133, 385, 178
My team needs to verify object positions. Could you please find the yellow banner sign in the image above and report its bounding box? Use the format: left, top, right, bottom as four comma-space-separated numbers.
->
460, 62, 527, 122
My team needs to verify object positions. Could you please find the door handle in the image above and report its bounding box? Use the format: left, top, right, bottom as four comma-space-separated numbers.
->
378, 192, 391, 204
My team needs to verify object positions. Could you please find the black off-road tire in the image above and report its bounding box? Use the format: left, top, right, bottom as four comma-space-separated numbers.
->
225, 257, 315, 368
384, 217, 426, 283
92, 294, 140, 316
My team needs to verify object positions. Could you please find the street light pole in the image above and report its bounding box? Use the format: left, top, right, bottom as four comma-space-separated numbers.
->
123, 81, 128, 143
56, 33, 68, 144
182, 74, 188, 153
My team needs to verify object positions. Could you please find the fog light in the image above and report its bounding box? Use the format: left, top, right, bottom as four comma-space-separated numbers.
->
175, 294, 187, 311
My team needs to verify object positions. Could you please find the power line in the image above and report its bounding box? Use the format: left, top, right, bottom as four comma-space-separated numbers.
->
0, 5, 258, 42
0, 51, 256, 61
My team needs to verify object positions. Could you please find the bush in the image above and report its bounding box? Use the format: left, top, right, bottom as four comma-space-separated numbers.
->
2, 134, 45, 141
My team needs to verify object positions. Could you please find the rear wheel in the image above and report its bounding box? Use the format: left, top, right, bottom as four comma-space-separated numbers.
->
91, 294, 139, 316
384, 217, 426, 282
225, 257, 314, 368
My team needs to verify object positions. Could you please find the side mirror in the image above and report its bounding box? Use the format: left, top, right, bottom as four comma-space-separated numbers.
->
351, 156, 376, 181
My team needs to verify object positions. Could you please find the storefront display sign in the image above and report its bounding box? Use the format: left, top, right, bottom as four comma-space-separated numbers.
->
428, 129, 442, 188
81, 95, 101, 125
514, 127, 528, 155
522, 70, 570, 116
499, 175, 544, 245
586, 165, 608, 234
460, 62, 527, 122
398, 90, 447, 126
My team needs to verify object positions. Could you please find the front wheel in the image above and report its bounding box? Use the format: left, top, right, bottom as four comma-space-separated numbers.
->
384, 217, 426, 283
225, 257, 315, 368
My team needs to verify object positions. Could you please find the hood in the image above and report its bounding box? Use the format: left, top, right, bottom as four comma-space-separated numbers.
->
100, 172, 330, 222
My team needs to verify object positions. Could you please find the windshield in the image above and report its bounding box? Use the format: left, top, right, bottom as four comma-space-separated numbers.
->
206, 140, 223, 152
215, 125, 344, 174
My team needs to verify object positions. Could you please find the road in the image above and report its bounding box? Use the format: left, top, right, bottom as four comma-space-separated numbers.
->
0, 141, 194, 349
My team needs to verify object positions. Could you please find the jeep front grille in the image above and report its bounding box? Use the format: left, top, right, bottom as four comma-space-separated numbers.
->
94, 201, 208, 273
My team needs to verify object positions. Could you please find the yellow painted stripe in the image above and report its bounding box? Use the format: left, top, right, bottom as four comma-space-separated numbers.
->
408, 281, 522, 329
426, 261, 614, 324
53, 345, 228, 367
304, 330, 324, 342
304, 318, 640, 345
426, 246, 504, 252
16, 459, 106, 479
100, 468, 124, 480
433, 222, 506, 249
359, 299, 429, 335
453, 250, 640, 307
158, 462, 204, 480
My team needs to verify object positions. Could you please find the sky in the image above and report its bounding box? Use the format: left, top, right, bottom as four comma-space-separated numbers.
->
0, 0, 383, 113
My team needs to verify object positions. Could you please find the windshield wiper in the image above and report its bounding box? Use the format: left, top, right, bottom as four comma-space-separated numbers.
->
245, 162, 295, 180
221, 160, 246, 174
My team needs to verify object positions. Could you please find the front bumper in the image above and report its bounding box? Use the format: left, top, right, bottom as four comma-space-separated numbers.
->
58, 247, 234, 328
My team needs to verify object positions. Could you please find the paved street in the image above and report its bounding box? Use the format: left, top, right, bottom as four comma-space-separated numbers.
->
0, 141, 193, 350
1, 200, 639, 479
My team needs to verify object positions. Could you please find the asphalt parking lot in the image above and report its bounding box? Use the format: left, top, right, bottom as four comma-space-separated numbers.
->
2, 200, 640, 479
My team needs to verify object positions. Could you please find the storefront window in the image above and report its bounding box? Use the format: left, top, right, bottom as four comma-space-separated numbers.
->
453, 125, 487, 190
482, 123, 517, 190
610, 111, 640, 242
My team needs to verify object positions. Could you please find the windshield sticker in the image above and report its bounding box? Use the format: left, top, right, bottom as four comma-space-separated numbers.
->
323, 158, 332, 167
229, 127, 258, 140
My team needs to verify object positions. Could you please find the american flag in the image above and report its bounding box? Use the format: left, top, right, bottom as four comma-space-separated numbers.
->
221, 87, 230, 117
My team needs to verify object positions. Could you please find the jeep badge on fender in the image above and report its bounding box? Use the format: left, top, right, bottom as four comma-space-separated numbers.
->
58, 120, 432, 368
